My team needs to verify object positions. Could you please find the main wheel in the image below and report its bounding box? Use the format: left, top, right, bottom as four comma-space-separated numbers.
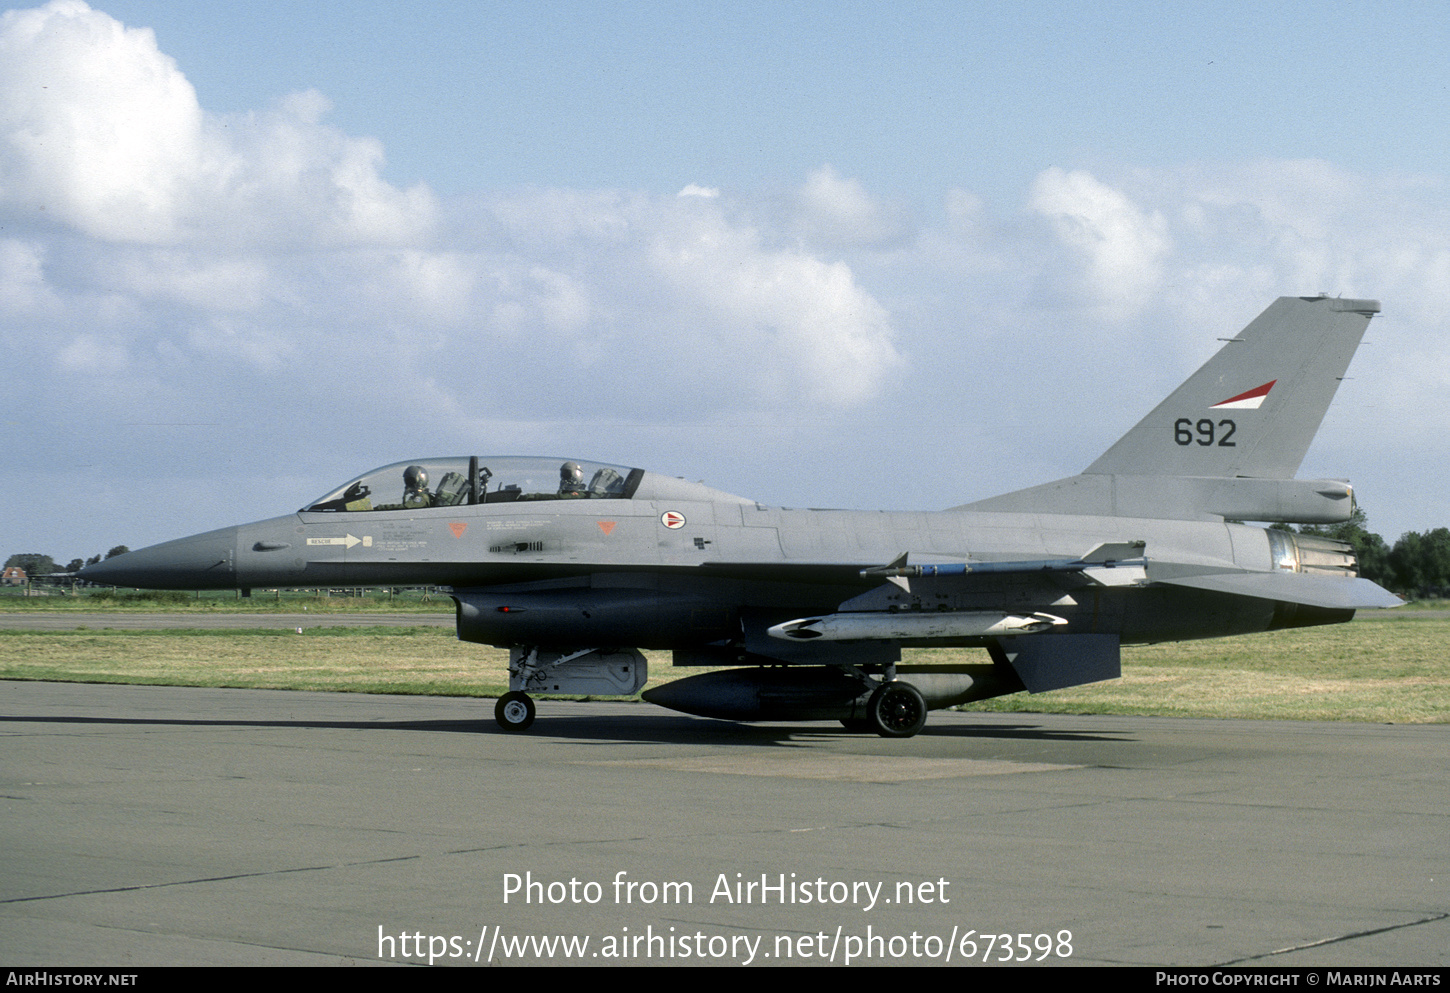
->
495, 691, 536, 732
867, 681, 927, 738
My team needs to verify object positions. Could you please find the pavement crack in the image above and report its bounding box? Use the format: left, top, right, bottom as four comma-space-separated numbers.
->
1216, 911, 1450, 965
1, 854, 424, 905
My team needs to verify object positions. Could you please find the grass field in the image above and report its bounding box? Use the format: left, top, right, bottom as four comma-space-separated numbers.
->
1, 609, 1444, 723
0, 587, 453, 613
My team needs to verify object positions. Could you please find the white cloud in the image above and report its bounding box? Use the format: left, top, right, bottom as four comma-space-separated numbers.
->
645, 197, 903, 404
0, 1, 435, 246
55, 331, 128, 372
793, 165, 913, 250
0, 1, 202, 242
102, 250, 271, 311
1156, 162, 1450, 327
475, 263, 592, 340
1028, 167, 1172, 319
0, 238, 57, 314
0, 4, 901, 418
347, 189, 906, 410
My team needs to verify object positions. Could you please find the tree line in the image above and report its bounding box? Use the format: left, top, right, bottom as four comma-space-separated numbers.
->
4, 547, 130, 579
1276, 507, 1449, 595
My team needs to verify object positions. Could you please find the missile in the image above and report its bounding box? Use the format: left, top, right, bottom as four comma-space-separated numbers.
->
860, 542, 1147, 591
767, 611, 1067, 643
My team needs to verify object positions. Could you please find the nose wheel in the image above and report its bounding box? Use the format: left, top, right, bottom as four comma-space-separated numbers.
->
495, 691, 536, 732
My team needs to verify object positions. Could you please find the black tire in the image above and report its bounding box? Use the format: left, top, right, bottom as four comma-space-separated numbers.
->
867, 681, 927, 738
495, 691, 536, 732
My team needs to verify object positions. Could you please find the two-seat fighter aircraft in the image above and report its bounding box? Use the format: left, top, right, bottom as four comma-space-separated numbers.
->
82, 296, 1401, 736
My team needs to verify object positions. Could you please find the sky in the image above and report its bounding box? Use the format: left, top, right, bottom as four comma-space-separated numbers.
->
3, 0, 1448, 563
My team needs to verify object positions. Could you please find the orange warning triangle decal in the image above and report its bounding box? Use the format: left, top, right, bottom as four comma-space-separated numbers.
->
597, 521, 616, 535
448, 522, 467, 538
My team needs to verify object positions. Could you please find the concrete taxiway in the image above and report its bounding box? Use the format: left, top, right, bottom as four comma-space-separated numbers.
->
2, 680, 1445, 967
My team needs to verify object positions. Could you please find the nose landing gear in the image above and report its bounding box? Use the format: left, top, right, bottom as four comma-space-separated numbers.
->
494, 691, 536, 732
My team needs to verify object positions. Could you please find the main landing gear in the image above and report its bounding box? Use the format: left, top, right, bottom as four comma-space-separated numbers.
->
864, 680, 928, 738
839, 679, 928, 738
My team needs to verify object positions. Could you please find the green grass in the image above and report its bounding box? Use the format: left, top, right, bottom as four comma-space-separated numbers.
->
0, 586, 453, 613
0, 611, 1444, 723
962, 614, 1449, 723
0, 626, 504, 696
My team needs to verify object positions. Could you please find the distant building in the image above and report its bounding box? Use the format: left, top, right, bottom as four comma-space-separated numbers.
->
2, 566, 26, 586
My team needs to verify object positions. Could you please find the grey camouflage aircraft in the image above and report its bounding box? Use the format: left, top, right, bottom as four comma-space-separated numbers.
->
82, 296, 1401, 736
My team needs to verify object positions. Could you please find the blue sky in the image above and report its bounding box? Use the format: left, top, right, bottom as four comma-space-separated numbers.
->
3, 0, 1448, 560
94, 1, 1450, 197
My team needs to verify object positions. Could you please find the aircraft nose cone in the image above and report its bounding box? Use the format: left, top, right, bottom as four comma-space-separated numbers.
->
79, 526, 239, 589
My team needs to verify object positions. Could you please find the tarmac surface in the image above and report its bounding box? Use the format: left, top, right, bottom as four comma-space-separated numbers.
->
2, 679, 1445, 967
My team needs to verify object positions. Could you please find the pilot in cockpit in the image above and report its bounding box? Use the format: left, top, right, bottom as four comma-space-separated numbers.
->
558, 461, 586, 497
402, 465, 434, 508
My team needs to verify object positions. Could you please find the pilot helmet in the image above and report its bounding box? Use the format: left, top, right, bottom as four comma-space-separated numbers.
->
403, 465, 429, 491
560, 461, 584, 485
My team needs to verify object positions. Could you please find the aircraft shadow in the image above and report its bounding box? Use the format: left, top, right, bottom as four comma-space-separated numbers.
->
0, 711, 1130, 745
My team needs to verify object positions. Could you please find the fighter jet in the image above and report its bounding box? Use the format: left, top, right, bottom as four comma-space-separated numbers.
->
82, 295, 1400, 737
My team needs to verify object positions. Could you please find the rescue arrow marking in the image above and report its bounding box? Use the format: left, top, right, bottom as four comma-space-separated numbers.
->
306, 534, 372, 548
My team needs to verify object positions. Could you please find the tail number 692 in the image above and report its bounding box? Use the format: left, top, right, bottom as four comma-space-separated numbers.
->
1174, 418, 1236, 447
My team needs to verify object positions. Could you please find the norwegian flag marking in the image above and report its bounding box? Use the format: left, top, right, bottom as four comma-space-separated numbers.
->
1211, 380, 1276, 410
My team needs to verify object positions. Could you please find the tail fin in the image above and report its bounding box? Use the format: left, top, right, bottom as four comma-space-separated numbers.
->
1086, 295, 1378, 479
960, 296, 1379, 521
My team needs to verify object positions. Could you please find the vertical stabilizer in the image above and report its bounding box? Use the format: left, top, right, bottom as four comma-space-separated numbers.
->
1085, 295, 1378, 479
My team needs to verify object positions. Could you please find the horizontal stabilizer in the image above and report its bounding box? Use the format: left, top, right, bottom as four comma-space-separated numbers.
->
1157, 572, 1402, 610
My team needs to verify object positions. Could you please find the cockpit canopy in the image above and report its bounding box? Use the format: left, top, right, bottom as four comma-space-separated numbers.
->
303, 457, 644, 513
